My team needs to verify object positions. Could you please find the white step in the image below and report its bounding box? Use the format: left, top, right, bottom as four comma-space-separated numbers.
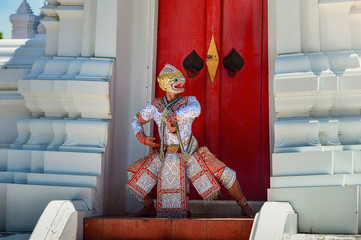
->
5, 184, 100, 232
7, 150, 32, 172
270, 174, 344, 188
0, 172, 14, 183
272, 173, 361, 188
290, 234, 361, 240
44, 151, 102, 176
272, 151, 333, 176
6, 150, 44, 173
268, 186, 360, 234
27, 172, 97, 188
273, 150, 356, 177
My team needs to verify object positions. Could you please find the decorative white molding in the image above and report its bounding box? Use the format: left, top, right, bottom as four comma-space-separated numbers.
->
18, 57, 112, 118
11, 118, 32, 149
94, 0, 117, 58
82, 0, 97, 57
41, 1, 59, 18
61, 58, 86, 79
276, 0, 302, 54
318, 119, 340, 145
250, 202, 297, 240
61, 120, 108, 153
41, 18, 60, 56
22, 58, 48, 79
47, 120, 66, 150
319, 0, 354, 52
300, 0, 321, 53
338, 117, 361, 145
75, 58, 113, 80
56, 6, 84, 57
37, 58, 72, 79
351, 2, 361, 50
11, 118, 108, 152
58, 0, 84, 5
274, 119, 320, 149
0, 96, 30, 146
271, 0, 361, 235
24, 118, 55, 150
30, 200, 88, 240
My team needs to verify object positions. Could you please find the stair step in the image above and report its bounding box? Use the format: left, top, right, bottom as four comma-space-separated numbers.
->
84, 216, 254, 240
290, 234, 361, 240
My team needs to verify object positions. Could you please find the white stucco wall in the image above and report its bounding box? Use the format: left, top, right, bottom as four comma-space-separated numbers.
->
107, 0, 159, 214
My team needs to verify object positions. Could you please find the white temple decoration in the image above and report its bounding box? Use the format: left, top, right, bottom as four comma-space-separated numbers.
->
9, 0, 40, 39
270, 0, 361, 235
0, 0, 117, 232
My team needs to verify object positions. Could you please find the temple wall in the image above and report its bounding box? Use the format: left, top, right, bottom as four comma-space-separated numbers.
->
269, 0, 361, 234
0, 0, 117, 231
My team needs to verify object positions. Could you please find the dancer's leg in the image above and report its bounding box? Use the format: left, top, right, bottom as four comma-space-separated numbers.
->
226, 179, 255, 217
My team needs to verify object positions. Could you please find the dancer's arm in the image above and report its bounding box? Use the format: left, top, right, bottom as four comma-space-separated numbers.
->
131, 102, 160, 147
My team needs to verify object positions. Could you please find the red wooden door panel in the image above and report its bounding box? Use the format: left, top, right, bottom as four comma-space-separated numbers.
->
156, 0, 269, 201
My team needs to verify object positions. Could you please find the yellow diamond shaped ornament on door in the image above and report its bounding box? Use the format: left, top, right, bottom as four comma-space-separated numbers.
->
206, 35, 219, 85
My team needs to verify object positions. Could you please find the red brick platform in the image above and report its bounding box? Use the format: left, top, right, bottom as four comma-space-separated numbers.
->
84, 216, 254, 240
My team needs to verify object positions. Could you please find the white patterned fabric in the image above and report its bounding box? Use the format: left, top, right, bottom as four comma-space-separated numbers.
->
219, 167, 237, 190
131, 96, 200, 148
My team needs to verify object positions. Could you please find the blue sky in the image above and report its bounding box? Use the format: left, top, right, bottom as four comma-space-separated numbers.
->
0, 0, 45, 39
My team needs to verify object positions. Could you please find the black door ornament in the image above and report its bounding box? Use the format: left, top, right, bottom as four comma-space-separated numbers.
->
182, 50, 204, 78
222, 48, 244, 77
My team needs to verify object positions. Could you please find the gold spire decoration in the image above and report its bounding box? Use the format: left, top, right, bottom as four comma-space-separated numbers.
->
206, 35, 219, 84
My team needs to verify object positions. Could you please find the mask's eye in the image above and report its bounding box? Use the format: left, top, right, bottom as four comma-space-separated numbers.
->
174, 78, 178, 82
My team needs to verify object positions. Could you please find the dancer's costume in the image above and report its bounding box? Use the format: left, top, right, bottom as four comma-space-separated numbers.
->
126, 64, 237, 217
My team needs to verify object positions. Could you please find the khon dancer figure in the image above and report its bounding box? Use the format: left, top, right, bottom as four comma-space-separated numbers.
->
126, 64, 254, 218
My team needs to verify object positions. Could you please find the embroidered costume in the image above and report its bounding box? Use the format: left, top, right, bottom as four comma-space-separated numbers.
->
126, 64, 239, 218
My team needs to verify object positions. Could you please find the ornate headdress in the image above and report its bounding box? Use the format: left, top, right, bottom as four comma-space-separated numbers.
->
157, 64, 183, 91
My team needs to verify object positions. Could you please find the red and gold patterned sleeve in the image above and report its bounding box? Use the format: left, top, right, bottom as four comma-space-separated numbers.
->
131, 102, 155, 145
135, 131, 146, 144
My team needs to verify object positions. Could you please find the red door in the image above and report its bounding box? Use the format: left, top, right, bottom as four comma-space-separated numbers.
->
156, 0, 269, 201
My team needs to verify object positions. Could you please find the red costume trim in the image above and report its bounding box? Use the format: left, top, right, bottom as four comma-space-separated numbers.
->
191, 152, 221, 199
237, 196, 249, 207
136, 112, 148, 124
214, 167, 226, 181
136, 131, 146, 144
127, 152, 158, 199
151, 97, 188, 114
143, 197, 154, 208
151, 98, 165, 113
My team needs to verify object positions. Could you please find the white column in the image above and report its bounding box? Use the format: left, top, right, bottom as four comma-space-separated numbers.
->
94, 0, 117, 58
41, 19, 59, 56
276, 0, 302, 54
319, 0, 354, 52
41, 1, 59, 56
106, 0, 158, 214
82, 0, 97, 57
300, 0, 321, 53
351, 1, 361, 50
56, 6, 84, 57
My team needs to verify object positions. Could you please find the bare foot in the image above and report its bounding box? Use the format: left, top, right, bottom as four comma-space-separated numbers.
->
241, 205, 255, 218
133, 205, 156, 217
